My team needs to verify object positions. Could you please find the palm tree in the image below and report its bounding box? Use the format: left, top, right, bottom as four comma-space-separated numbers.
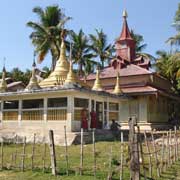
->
155, 51, 180, 93
89, 29, 114, 68
130, 30, 155, 61
166, 33, 180, 48
10, 68, 31, 85
27, 5, 71, 70
69, 29, 96, 76
155, 50, 171, 78
166, 3, 180, 48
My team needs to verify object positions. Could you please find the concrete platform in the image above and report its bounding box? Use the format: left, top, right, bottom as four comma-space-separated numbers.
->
0, 126, 127, 145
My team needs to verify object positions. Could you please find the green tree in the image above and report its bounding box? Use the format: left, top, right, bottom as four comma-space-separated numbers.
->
130, 30, 155, 61
27, 5, 71, 70
10, 68, 31, 85
70, 29, 96, 76
42, 66, 51, 78
166, 3, 180, 48
155, 51, 180, 93
155, 51, 172, 78
89, 29, 114, 68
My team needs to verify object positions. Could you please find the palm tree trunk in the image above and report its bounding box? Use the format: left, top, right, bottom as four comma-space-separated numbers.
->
78, 63, 83, 77
101, 60, 104, 69
50, 50, 57, 71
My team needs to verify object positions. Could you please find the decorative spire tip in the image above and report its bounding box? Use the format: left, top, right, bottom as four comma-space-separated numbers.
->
32, 51, 36, 67
122, 9, 128, 18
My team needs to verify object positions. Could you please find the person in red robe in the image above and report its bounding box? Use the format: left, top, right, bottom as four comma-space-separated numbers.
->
90, 109, 97, 129
81, 108, 88, 130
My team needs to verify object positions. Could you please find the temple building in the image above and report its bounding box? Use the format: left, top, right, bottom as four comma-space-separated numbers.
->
86, 10, 180, 129
0, 31, 128, 138
0, 10, 179, 141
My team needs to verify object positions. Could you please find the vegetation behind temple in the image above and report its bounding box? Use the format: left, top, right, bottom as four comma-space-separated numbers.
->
1, 4, 180, 94
156, 3, 180, 94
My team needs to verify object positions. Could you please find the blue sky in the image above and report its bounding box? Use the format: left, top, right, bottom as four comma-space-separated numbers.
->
0, 0, 179, 71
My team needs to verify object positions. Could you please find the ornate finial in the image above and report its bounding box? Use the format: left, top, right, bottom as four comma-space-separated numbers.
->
122, 9, 128, 18
25, 53, 41, 91
32, 51, 36, 67
65, 60, 77, 84
92, 66, 103, 91
0, 59, 7, 93
113, 71, 122, 95
59, 30, 68, 65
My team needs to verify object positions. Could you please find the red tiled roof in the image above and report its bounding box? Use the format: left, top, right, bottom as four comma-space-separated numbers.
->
86, 64, 152, 80
122, 86, 157, 93
106, 86, 157, 94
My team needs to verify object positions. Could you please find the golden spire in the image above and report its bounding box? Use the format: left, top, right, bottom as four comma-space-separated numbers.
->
0, 64, 7, 93
25, 54, 41, 91
92, 67, 103, 91
123, 9, 128, 18
65, 42, 77, 84
39, 30, 69, 88
113, 71, 122, 95
65, 61, 77, 84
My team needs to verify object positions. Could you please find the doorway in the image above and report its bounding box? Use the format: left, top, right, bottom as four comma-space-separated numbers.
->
96, 101, 103, 129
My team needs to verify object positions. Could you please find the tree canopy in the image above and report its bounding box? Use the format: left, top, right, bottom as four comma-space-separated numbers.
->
27, 5, 71, 70
155, 3, 180, 94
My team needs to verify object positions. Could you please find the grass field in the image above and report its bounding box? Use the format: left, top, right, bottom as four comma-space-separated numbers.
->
0, 141, 180, 180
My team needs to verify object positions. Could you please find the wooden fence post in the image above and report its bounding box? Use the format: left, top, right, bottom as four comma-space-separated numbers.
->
144, 131, 152, 178
21, 137, 26, 172
120, 131, 124, 180
31, 133, 36, 170
92, 129, 96, 178
137, 126, 146, 179
166, 131, 169, 170
173, 131, 176, 163
177, 128, 179, 160
14, 135, 18, 168
64, 126, 69, 176
107, 146, 113, 180
169, 130, 172, 165
43, 137, 47, 173
151, 131, 160, 178
1, 140, 3, 170
49, 130, 57, 176
80, 128, 84, 176
160, 134, 165, 173
167, 131, 170, 167
129, 117, 140, 180
174, 126, 178, 161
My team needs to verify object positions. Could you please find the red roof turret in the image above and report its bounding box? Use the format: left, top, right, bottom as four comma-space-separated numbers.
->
119, 10, 133, 40
115, 10, 136, 62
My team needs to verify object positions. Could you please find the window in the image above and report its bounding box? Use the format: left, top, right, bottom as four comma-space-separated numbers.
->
109, 102, 119, 121
104, 102, 107, 110
109, 103, 119, 111
48, 97, 67, 108
74, 98, 89, 121
22, 99, 43, 109
4, 101, 18, 109
74, 98, 88, 108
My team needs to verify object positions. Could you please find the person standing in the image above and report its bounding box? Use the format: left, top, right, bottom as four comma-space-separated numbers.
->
90, 109, 97, 129
81, 108, 88, 131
